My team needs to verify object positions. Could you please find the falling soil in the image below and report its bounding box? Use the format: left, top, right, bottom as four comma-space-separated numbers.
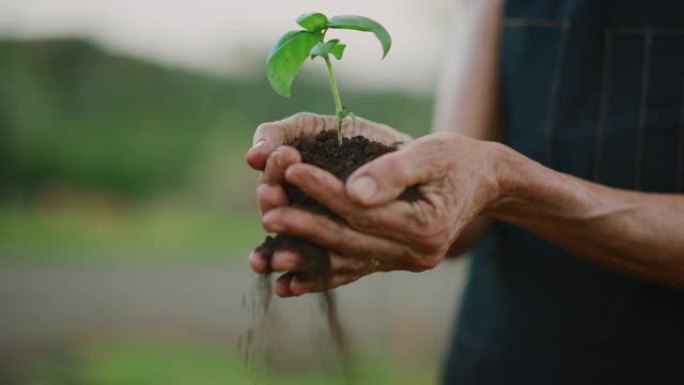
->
250, 129, 419, 382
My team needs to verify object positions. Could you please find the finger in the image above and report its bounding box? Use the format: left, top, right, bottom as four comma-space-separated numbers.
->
257, 146, 300, 215
257, 183, 288, 215
246, 128, 283, 171
270, 250, 308, 273
283, 163, 350, 214
330, 253, 368, 274
345, 136, 452, 205
266, 247, 375, 278
330, 251, 394, 273
284, 251, 391, 296
268, 249, 379, 275
345, 151, 418, 206
246, 113, 336, 170
261, 146, 301, 185
271, 249, 361, 275
285, 163, 436, 239
289, 273, 363, 296
248, 250, 269, 274
246, 140, 270, 171
275, 272, 296, 297
261, 207, 406, 262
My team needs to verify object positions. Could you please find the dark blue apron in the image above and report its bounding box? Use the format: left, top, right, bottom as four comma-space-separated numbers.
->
443, 1, 684, 384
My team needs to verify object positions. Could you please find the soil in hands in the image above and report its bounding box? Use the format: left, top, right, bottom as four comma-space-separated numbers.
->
254, 129, 419, 379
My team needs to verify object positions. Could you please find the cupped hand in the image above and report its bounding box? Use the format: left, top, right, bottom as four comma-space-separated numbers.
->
251, 131, 512, 297
245, 112, 412, 171
245, 112, 413, 295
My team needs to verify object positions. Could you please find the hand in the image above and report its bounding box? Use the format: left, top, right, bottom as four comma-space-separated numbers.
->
245, 112, 413, 296
245, 112, 412, 171
253, 131, 512, 297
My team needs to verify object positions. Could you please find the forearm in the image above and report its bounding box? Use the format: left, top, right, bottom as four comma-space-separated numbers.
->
489, 146, 684, 288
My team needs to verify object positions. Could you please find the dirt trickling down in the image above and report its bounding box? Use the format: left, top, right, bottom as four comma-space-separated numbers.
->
253, 130, 420, 380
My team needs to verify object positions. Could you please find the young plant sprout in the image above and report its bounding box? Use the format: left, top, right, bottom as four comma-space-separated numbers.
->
266, 13, 392, 145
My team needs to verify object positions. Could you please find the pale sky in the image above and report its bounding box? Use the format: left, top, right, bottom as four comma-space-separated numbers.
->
0, 0, 457, 92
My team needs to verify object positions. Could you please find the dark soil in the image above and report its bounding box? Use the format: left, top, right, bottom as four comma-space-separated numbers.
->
254, 129, 420, 379
256, 129, 419, 272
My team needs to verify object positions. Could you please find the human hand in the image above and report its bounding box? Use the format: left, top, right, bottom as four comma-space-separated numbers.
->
253, 132, 512, 296
245, 112, 413, 294
245, 112, 412, 172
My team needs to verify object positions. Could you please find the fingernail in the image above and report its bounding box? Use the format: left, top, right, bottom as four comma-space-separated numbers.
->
274, 152, 284, 168
262, 211, 285, 233
266, 222, 286, 233
348, 176, 377, 202
249, 139, 265, 152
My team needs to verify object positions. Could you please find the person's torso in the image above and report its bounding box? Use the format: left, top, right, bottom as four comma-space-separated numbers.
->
444, 1, 684, 384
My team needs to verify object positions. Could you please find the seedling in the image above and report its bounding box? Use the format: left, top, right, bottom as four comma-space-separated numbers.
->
266, 12, 391, 145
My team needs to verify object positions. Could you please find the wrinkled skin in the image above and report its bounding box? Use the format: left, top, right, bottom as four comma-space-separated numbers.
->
245, 112, 507, 297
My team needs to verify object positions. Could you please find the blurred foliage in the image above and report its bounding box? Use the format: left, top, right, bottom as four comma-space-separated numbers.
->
16, 339, 434, 385
0, 39, 433, 202
0, 205, 262, 260
0, 38, 433, 257
0, 40, 442, 385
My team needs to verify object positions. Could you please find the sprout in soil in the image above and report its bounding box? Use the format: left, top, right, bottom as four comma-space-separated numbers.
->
266, 12, 392, 145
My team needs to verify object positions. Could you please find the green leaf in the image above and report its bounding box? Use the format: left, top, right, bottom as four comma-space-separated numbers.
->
330, 43, 346, 60
296, 12, 328, 32
310, 39, 346, 60
338, 106, 353, 120
266, 30, 321, 97
326, 15, 392, 58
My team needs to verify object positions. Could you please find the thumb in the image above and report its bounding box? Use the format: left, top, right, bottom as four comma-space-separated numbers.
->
245, 126, 284, 171
345, 147, 425, 206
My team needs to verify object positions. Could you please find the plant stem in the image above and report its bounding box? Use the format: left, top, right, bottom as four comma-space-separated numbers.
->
324, 56, 344, 146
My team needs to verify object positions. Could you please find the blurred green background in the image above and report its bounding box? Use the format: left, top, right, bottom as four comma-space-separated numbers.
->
0, 38, 432, 260
0, 1, 468, 383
